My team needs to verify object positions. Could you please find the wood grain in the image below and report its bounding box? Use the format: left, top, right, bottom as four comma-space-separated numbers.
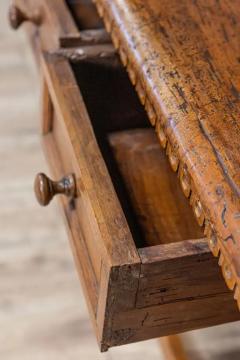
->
93, 0, 240, 307
40, 53, 141, 350
39, 47, 240, 349
67, 0, 103, 30
39, 52, 240, 349
6, 0, 240, 357
41, 52, 140, 268
0, 3, 110, 358
109, 128, 203, 246
108, 238, 240, 347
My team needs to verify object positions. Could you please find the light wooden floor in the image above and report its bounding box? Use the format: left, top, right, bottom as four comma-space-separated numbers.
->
0, 1, 239, 359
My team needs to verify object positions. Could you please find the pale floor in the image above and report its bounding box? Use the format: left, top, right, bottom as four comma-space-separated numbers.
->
0, 1, 239, 359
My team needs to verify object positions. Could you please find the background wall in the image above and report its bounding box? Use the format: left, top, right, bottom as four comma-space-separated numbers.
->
0, 1, 239, 359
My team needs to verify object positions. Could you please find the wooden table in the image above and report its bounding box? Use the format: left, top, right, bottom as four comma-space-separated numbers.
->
9, 0, 240, 352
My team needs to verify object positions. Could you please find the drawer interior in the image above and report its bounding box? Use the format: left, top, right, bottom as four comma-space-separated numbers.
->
66, 0, 104, 30
109, 128, 203, 247
71, 60, 204, 249
42, 52, 239, 351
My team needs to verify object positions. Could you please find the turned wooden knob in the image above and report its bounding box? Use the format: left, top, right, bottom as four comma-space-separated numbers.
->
34, 173, 76, 206
8, 4, 41, 30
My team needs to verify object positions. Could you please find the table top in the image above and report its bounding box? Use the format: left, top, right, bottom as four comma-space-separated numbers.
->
93, 0, 240, 306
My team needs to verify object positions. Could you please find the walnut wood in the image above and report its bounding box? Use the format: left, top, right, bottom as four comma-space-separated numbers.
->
93, 0, 240, 307
41, 53, 141, 349
40, 54, 240, 350
67, 0, 103, 30
59, 29, 111, 48
34, 173, 76, 206
109, 128, 203, 246
54, 44, 117, 65
8, 4, 41, 30
43, 129, 100, 332
42, 51, 140, 263
109, 239, 240, 348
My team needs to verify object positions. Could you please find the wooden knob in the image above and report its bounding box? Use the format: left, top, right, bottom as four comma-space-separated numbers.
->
8, 4, 41, 30
34, 173, 76, 206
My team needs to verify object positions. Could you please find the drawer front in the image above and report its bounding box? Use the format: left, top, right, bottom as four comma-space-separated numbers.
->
41, 53, 139, 267
43, 115, 100, 320
40, 52, 140, 349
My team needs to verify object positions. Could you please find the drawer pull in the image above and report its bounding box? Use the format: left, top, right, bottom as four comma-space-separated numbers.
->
34, 173, 76, 206
9, 5, 41, 30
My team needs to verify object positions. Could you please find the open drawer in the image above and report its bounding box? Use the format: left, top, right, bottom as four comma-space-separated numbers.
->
35, 51, 240, 351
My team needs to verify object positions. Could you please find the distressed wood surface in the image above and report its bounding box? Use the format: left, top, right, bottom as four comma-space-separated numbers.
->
40, 63, 240, 345
38, 47, 240, 348
40, 53, 143, 350
106, 238, 240, 347
93, 0, 240, 308
137, 239, 239, 311
4, 0, 240, 357
54, 43, 117, 65
1, 1, 164, 358
29, 7, 240, 349
41, 52, 140, 269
